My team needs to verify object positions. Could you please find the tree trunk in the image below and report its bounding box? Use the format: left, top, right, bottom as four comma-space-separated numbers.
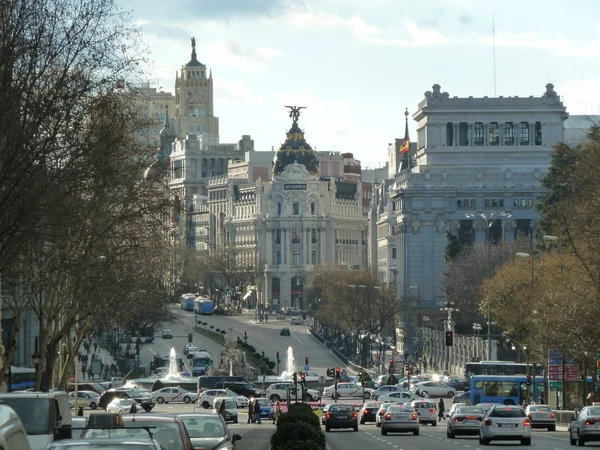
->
361, 335, 370, 368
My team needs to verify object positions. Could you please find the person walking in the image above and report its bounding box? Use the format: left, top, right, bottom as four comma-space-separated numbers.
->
81, 364, 86, 379
254, 398, 262, 424
438, 398, 446, 422
273, 401, 281, 424
247, 400, 254, 424
93, 341, 98, 353
218, 399, 226, 418
87, 366, 93, 380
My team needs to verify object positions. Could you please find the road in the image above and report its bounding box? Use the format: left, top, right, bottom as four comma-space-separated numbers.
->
142, 305, 351, 381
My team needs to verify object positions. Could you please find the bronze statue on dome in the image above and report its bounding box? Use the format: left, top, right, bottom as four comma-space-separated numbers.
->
285, 105, 306, 125
191, 37, 196, 49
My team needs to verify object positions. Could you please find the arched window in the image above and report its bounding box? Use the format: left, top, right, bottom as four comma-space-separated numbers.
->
470, 199, 475, 208
457, 199, 462, 208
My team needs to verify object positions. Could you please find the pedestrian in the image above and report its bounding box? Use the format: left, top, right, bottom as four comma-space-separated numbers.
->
129, 401, 137, 414
273, 401, 281, 424
539, 392, 545, 405
438, 398, 446, 422
219, 399, 226, 418
587, 393, 595, 406
77, 407, 84, 417
87, 366, 93, 379
247, 400, 254, 424
93, 342, 98, 353
81, 364, 86, 379
254, 398, 261, 424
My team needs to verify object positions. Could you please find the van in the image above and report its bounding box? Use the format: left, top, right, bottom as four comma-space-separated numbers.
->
0, 404, 31, 450
0, 391, 72, 450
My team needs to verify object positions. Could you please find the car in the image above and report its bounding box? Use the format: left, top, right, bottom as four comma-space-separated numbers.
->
372, 385, 404, 400
323, 403, 358, 432
178, 412, 242, 450
266, 382, 321, 403
162, 329, 173, 339
290, 317, 304, 325
82, 414, 194, 450
447, 405, 485, 438
453, 391, 472, 404
376, 402, 397, 427
524, 404, 556, 431
359, 401, 380, 424
280, 327, 291, 336
286, 307, 301, 315
199, 389, 249, 409
213, 381, 265, 399
254, 398, 274, 419
45, 438, 163, 450
377, 391, 420, 403
323, 382, 374, 400
110, 377, 124, 387
443, 376, 469, 391
182, 344, 194, 356
185, 346, 198, 358
569, 406, 600, 445
98, 389, 155, 412
476, 402, 503, 413
213, 397, 239, 423
479, 405, 531, 446
411, 399, 438, 426
321, 403, 334, 425
447, 402, 467, 417
410, 381, 456, 398
152, 387, 198, 404
69, 391, 100, 410
380, 404, 420, 436
106, 398, 143, 414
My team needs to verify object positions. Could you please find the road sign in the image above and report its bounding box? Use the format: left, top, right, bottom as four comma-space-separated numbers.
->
548, 365, 562, 373
549, 374, 562, 380
548, 358, 562, 365
549, 381, 563, 390
304, 365, 310, 372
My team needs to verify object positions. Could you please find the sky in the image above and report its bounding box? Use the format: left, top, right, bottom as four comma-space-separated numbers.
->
119, 0, 600, 169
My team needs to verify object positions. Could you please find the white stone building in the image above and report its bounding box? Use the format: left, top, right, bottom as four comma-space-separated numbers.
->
385, 83, 568, 353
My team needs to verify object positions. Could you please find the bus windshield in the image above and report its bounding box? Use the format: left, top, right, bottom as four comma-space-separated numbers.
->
0, 397, 52, 435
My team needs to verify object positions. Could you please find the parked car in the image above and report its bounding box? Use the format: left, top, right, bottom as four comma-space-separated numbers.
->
323, 403, 358, 432
161, 329, 173, 339
105, 398, 141, 414
213, 397, 239, 423
524, 404, 556, 431
409, 381, 456, 398
447, 405, 485, 438
177, 412, 242, 450
279, 328, 291, 336
569, 406, 600, 445
359, 401, 380, 424
371, 385, 404, 400
411, 399, 438, 426
380, 404, 420, 436
98, 389, 155, 412
68, 391, 100, 410
479, 404, 531, 446
266, 383, 320, 403
152, 387, 198, 404
290, 317, 304, 325
286, 307, 301, 315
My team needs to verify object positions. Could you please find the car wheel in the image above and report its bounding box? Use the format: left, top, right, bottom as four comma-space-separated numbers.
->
90, 402, 97, 410
381, 427, 387, 436
376, 422, 381, 428
360, 419, 365, 424
118, 409, 122, 414
353, 425, 358, 432
325, 426, 330, 432
156, 397, 165, 404
363, 392, 371, 399
521, 438, 531, 446
578, 431, 585, 446
306, 394, 313, 402
143, 405, 153, 412
448, 429, 455, 439
479, 434, 484, 445
413, 428, 419, 436
331, 393, 339, 400
432, 420, 437, 427
447, 392, 454, 398
270, 395, 280, 402
549, 425, 556, 432
482, 437, 491, 445
233, 417, 238, 424
183, 396, 191, 403
202, 401, 210, 409
570, 429, 577, 445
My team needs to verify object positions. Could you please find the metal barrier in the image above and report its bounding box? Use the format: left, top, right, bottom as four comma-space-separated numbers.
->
554, 410, 575, 425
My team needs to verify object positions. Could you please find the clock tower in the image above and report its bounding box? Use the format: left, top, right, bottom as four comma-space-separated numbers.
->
173, 37, 220, 147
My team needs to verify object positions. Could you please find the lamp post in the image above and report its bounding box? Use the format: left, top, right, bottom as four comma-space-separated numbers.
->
440, 301, 459, 372
349, 284, 368, 366
465, 211, 511, 360
32, 336, 40, 390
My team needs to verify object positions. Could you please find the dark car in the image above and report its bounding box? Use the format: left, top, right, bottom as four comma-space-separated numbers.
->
280, 327, 291, 336
360, 401, 380, 424
98, 389, 155, 412
324, 403, 359, 432
82, 414, 194, 450
46, 438, 163, 450
178, 412, 242, 450
213, 381, 265, 398
162, 329, 173, 339
452, 391, 471, 405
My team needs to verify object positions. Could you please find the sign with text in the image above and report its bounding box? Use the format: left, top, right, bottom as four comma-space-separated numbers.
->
549, 381, 563, 390
284, 183, 307, 190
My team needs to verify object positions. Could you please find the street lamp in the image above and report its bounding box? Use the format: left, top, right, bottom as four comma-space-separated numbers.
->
440, 301, 459, 372
465, 211, 511, 360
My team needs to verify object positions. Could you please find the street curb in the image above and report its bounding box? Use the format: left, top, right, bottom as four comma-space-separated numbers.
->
193, 327, 225, 347
307, 330, 359, 374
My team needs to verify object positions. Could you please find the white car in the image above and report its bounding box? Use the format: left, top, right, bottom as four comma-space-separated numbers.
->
376, 402, 398, 427
372, 385, 404, 400
410, 381, 456, 398
199, 389, 248, 409
110, 377, 124, 387
106, 398, 143, 414
381, 404, 420, 436
290, 317, 304, 325
323, 382, 374, 400
266, 382, 320, 402
411, 399, 438, 426
69, 391, 101, 410
378, 391, 420, 404
152, 387, 198, 404
479, 404, 531, 446
524, 404, 556, 431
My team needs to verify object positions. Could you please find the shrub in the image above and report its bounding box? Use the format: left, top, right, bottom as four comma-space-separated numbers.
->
220, 330, 226, 335
151, 379, 165, 392
210, 326, 214, 330
215, 328, 220, 332
254, 352, 261, 361
271, 410, 325, 450
202, 322, 207, 326
287, 402, 317, 418
268, 361, 276, 370
247, 345, 256, 353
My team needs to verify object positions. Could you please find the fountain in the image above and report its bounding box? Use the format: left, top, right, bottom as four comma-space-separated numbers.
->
280, 346, 296, 379
166, 347, 180, 379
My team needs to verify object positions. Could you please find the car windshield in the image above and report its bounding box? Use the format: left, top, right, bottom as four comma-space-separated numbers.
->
588, 407, 600, 415
84, 422, 184, 450
256, 399, 271, 406
330, 405, 353, 412
456, 407, 484, 415
181, 416, 227, 438
388, 406, 410, 412
529, 406, 552, 412
489, 408, 525, 418
364, 402, 378, 408
0, 397, 52, 435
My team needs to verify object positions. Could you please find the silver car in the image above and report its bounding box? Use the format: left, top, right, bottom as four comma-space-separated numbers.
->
569, 406, 600, 446
479, 405, 531, 446
380, 404, 420, 436
447, 405, 484, 438
524, 404, 556, 431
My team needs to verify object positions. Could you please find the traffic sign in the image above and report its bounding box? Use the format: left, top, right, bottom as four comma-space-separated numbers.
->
549, 381, 563, 390
549, 374, 562, 380
548, 365, 562, 373
548, 358, 562, 365
304, 365, 310, 372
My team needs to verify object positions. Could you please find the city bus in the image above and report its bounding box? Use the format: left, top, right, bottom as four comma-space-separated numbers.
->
8, 367, 35, 391
194, 298, 215, 315
464, 361, 544, 381
469, 375, 544, 406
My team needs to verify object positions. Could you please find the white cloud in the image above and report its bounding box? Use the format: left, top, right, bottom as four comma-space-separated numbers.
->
560, 78, 600, 115
201, 41, 282, 70
215, 79, 262, 104
279, 8, 381, 37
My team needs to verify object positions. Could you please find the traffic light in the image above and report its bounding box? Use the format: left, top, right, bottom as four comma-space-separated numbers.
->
276, 351, 280, 362
526, 375, 532, 386
326, 368, 334, 377
335, 367, 341, 379
445, 330, 454, 346
188, 333, 193, 343
305, 356, 309, 366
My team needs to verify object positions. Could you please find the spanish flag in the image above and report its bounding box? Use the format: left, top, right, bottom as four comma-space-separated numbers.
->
399, 138, 409, 154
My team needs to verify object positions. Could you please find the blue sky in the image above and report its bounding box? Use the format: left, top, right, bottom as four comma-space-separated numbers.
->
121, 0, 600, 168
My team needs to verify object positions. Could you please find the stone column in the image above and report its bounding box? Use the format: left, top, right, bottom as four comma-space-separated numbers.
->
266, 228, 272, 264
500, 123, 504, 146
306, 227, 311, 264
282, 228, 288, 264
320, 228, 325, 263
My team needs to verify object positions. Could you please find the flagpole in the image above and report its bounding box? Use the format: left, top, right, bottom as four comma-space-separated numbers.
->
404, 108, 410, 170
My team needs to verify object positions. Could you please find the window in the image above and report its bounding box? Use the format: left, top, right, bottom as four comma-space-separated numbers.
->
519, 122, 530, 145
201, 124, 208, 133
491, 199, 497, 207
200, 108, 206, 118
311, 202, 315, 215
473, 123, 484, 146
173, 160, 183, 179
188, 107, 200, 117
457, 200, 462, 208
311, 251, 317, 265
499, 199, 504, 207
392, 248, 397, 259
292, 202, 299, 215
311, 228, 317, 243
276, 251, 281, 265
505, 122, 514, 145
470, 199, 475, 208
292, 228, 301, 244
275, 229, 281, 244
292, 251, 300, 265
277, 202, 282, 216
535, 122, 542, 145
489, 122, 499, 146
485, 199, 490, 207
446, 122, 454, 146
459, 122, 469, 146
520, 199, 526, 207
464, 199, 468, 206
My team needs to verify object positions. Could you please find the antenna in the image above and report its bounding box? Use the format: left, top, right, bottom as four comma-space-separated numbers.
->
492, 14, 497, 97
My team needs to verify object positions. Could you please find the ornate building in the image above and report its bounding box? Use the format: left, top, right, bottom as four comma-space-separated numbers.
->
207, 109, 367, 308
